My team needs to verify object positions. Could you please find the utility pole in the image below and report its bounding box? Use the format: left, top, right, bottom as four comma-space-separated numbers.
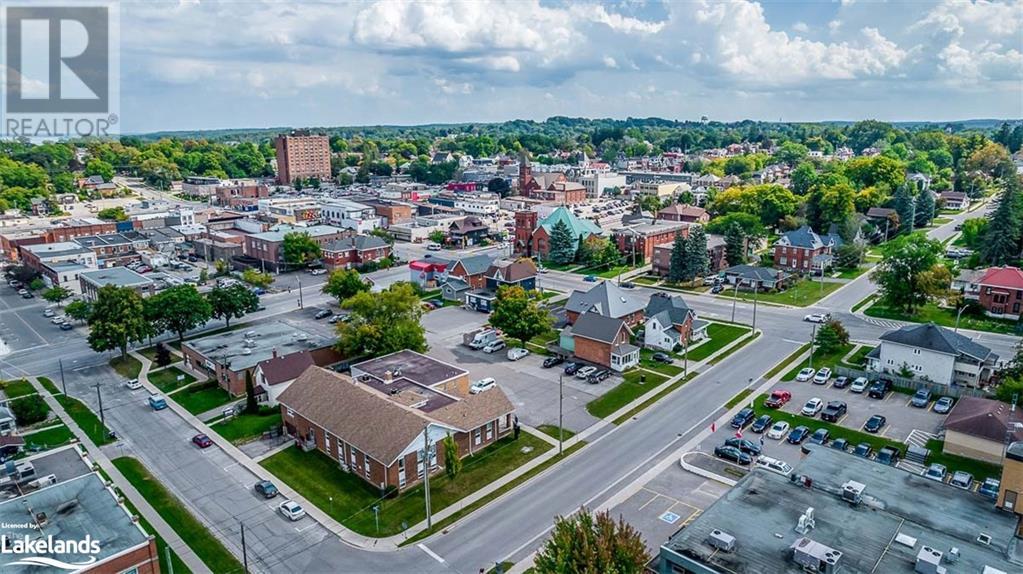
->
558, 374, 564, 456
297, 276, 304, 309
59, 359, 66, 394
423, 423, 433, 530
808, 323, 818, 369
93, 383, 105, 428
751, 279, 760, 332
683, 336, 689, 377
164, 546, 174, 574
240, 522, 249, 574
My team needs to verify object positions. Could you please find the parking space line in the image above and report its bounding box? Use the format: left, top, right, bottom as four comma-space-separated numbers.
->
640, 488, 700, 513
295, 522, 317, 533
637, 492, 660, 511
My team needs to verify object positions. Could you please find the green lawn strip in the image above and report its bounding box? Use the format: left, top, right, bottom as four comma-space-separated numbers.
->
262, 434, 553, 537
23, 424, 74, 449
169, 382, 234, 415
575, 264, 638, 279
118, 495, 192, 574
54, 394, 114, 446
835, 266, 868, 280
729, 278, 843, 307
925, 439, 1002, 479
686, 323, 751, 362
109, 355, 143, 379
112, 457, 243, 573
528, 328, 560, 347
781, 343, 855, 381
842, 345, 876, 368
632, 276, 661, 286
765, 344, 812, 379
209, 409, 282, 444
931, 217, 953, 226
864, 301, 1019, 335
536, 289, 562, 301
637, 349, 684, 377
137, 346, 162, 363
612, 373, 697, 424
148, 366, 197, 394
488, 562, 515, 574
399, 441, 586, 547
586, 371, 669, 419
850, 294, 877, 313
749, 394, 904, 454
536, 425, 576, 442
708, 332, 761, 366
1, 379, 35, 398
725, 389, 754, 409
37, 376, 61, 395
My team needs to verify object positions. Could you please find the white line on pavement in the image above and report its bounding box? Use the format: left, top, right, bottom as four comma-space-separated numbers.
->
418, 543, 446, 564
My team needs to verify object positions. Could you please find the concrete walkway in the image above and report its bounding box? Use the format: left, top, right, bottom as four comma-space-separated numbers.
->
26, 377, 212, 574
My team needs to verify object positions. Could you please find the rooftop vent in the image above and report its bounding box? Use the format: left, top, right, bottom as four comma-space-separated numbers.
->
705, 529, 735, 552
841, 480, 866, 505
914, 546, 946, 574
790, 537, 841, 574
977, 533, 992, 545
795, 507, 815, 535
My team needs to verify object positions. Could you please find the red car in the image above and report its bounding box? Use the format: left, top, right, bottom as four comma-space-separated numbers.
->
192, 434, 213, 448
764, 390, 792, 409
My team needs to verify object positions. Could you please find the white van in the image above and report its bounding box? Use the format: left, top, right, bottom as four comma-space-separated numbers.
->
467, 329, 499, 350
470, 378, 496, 394
755, 455, 793, 477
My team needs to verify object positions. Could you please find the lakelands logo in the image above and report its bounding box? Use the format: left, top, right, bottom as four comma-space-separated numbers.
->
1, 534, 100, 570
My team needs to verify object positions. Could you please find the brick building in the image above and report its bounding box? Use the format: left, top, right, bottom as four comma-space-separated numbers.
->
321, 235, 392, 270
611, 220, 690, 263
564, 280, 645, 327
244, 224, 350, 271
657, 204, 709, 224
529, 181, 587, 205
214, 180, 269, 209
513, 207, 602, 259
558, 311, 639, 372
651, 233, 729, 276
975, 266, 1023, 319
43, 217, 119, 243
772, 225, 843, 274
275, 133, 331, 185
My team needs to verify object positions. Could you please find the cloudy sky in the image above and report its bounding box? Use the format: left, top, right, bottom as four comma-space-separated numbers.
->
118, 0, 1023, 133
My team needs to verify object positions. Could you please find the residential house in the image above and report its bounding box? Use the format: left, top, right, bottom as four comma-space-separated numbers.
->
643, 293, 708, 352
975, 266, 1023, 319
723, 265, 794, 291
773, 225, 842, 274
942, 397, 1023, 465
939, 191, 969, 210
864, 323, 998, 387
513, 207, 602, 259
254, 350, 316, 407
558, 311, 639, 372
656, 204, 709, 224
953, 268, 985, 300
448, 216, 490, 247
465, 259, 539, 313
438, 254, 494, 302
651, 233, 729, 277
431, 151, 454, 164
866, 207, 899, 238
321, 235, 392, 270
564, 280, 645, 326
408, 255, 451, 288
611, 219, 690, 262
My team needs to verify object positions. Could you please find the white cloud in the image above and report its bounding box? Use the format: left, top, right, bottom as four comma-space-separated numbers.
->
792, 21, 809, 33
603, 56, 619, 68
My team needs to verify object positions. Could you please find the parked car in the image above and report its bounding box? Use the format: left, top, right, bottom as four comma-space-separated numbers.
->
863, 414, 887, 433
853, 443, 873, 458
868, 380, 892, 399
795, 368, 816, 382
875, 447, 900, 466
125, 379, 143, 390
759, 419, 789, 439
831, 438, 850, 452
42, 308, 54, 318
730, 408, 756, 429
764, 390, 791, 408
933, 396, 955, 414
850, 377, 870, 393
651, 352, 673, 364
507, 347, 530, 361
586, 369, 610, 384
803, 313, 831, 323
620, 282, 635, 289
750, 414, 773, 433
950, 471, 974, 490
427, 243, 442, 251
787, 426, 811, 444
51, 316, 66, 325
583, 275, 598, 282
755, 455, 793, 476
812, 368, 832, 384
542, 356, 564, 368
254, 480, 279, 498
314, 309, 332, 320
910, 389, 932, 408
713, 445, 752, 465
832, 376, 849, 389
801, 398, 824, 417
820, 401, 847, 423
192, 434, 213, 449
59, 322, 73, 331
470, 378, 496, 394
809, 428, 830, 445
147, 395, 167, 410
575, 366, 598, 380
724, 437, 762, 456
310, 268, 327, 276
278, 500, 306, 521
923, 463, 947, 482
482, 340, 506, 353
710, 284, 724, 294
21, 292, 33, 299
563, 362, 581, 375
978, 478, 1000, 500
328, 314, 345, 324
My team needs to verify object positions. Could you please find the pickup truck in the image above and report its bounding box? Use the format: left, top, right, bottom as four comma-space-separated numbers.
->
820, 401, 847, 422
764, 390, 791, 409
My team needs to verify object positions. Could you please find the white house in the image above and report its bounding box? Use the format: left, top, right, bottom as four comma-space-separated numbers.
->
643, 293, 709, 352
254, 351, 316, 407
865, 323, 998, 387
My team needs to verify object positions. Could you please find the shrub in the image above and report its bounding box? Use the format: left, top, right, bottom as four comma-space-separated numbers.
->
11, 395, 49, 426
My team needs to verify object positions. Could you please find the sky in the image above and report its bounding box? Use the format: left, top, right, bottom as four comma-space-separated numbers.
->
116, 0, 1023, 134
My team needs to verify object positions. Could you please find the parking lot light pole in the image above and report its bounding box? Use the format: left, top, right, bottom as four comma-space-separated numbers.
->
751, 280, 760, 332
59, 358, 67, 394
683, 337, 689, 377
730, 280, 740, 322
558, 374, 564, 456
808, 323, 818, 369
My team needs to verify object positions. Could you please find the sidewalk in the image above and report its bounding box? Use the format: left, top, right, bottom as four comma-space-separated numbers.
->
27, 377, 211, 574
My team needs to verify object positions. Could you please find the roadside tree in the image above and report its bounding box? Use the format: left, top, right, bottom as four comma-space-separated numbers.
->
207, 284, 260, 328
489, 285, 552, 348
87, 285, 150, 359
534, 507, 648, 574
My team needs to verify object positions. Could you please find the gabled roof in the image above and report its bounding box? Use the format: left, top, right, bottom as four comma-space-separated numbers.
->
658, 204, 707, 219
645, 292, 694, 326
450, 217, 488, 233
866, 207, 897, 218
451, 254, 494, 276
441, 277, 470, 292
324, 235, 389, 252
570, 311, 629, 344
777, 226, 827, 250
565, 281, 645, 319
724, 264, 788, 283
944, 396, 1023, 443
977, 266, 1023, 290
538, 207, 602, 239
257, 351, 315, 386
486, 259, 537, 283
879, 323, 994, 361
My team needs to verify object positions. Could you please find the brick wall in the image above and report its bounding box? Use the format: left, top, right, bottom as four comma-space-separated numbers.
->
88, 538, 160, 574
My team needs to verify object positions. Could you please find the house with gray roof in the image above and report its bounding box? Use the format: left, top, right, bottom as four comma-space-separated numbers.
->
773, 225, 842, 274
643, 293, 709, 352
438, 253, 494, 302
559, 311, 639, 372
723, 264, 794, 291
865, 323, 998, 387
565, 280, 645, 326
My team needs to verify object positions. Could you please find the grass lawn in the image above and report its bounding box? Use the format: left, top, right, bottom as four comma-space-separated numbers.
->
729, 278, 844, 307
536, 425, 576, 442
112, 457, 243, 573
930, 216, 954, 226
169, 382, 234, 415
575, 264, 638, 279
536, 289, 562, 301
612, 373, 697, 425
109, 355, 143, 379
55, 394, 113, 446
541, 261, 578, 271
633, 276, 661, 286
137, 346, 162, 363
638, 349, 684, 377
148, 366, 197, 394
834, 265, 869, 280
23, 424, 74, 449
709, 332, 760, 366
262, 434, 553, 537
766, 344, 811, 379
725, 389, 754, 409
686, 323, 751, 362
851, 294, 877, 313
528, 328, 560, 347
586, 370, 669, 419
117, 494, 192, 574
1, 379, 35, 398
750, 393, 905, 454
865, 301, 1020, 335
843, 345, 876, 368
781, 343, 855, 381
925, 439, 1002, 479
37, 376, 61, 395
210, 409, 282, 444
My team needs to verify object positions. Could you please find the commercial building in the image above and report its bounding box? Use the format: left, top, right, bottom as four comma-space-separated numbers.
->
657, 204, 709, 224
20, 242, 99, 294
181, 175, 221, 198
611, 219, 690, 262
43, 217, 119, 243
651, 233, 728, 276
320, 199, 381, 232
558, 312, 639, 372
79, 267, 155, 301
321, 235, 392, 270
274, 133, 331, 185
214, 180, 269, 209
579, 172, 627, 199
244, 224, 350, 271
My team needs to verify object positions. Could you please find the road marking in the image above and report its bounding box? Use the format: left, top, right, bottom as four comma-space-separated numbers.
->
418, 544, 446, 564
295, 522, 317, 533
637, 492, 660, 510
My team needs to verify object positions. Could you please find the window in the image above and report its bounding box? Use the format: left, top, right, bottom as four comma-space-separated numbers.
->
364, 456, 371, 479
474, 428, 482, 445
486, 422, 493, 441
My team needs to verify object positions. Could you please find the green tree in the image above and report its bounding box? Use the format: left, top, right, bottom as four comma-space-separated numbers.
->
547, 219, 576, 265
870, 234, 942, 312
146, 285, 212, 345
724, 223, 746, 265
958, 218, 988, 251
96, 206, 128, 221
244, 370, 258, 414
10, 395, 48, 426
893, 184, 916, 236
336, 283, 426, 358
489, 285, 552, 347
814, 319, 850, 355
914, 190, 935, 228
668, 232, 688, 283
206, 284, 260, 328
65, 299, 92, 323
790, 162, 818, 195
322, 268, 370, 303
590, 238, 622, 270
773, 141, 809, 167
154, 343, 172, 368
281, 232, 322, 267
534, 507, 649, 574
487, 177, 511, 198
835, 243, 864, 269
87, 285, 150, 359
28, 278, 45, 291
982, 176, 1021, 266
241, 268, 274, 288
84, 158, 114, 181
442, 434, 462, 479
198, 268, 209, 285
680, 226, 710, 282
704, 212, 767, 240
42, 286, 72, 307
428, 230, 447, 245
214, 258, 230, 276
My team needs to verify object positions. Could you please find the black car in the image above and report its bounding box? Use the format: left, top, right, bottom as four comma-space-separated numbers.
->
651, 352, 673, 364
820, 401, 847, 423
564, 362, 581, 375
620, 282, 636, 289
750, 414, 772, 433
853, 443, 873, 458
586, 370, 610, 384
713, 445, 752, 465
875, 447, 900, 466
710, 284, 724, 294
542, 356, 564, 368
314, 309, 332, 320
863, 414, 887, 433
21, 292, 33, 299
254, 480, 278, 499
868, 380, 892, 399
787, 426, 811, 444
809, 428, 830, 445
832, 376, 850, 389
730, 408, 756, 429
724, 437, 762, 456
831, 438, 850, 452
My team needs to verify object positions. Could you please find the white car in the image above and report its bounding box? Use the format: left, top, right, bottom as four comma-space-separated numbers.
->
803, 313, 830, 323
51, 316, 65, 325
507, 348, 530, 361
812, 368, 831, 384
850, 377, 870, 393
310, 269, 327, 276
801, 398, 824, 417
125, 379, 143, 390
482, 340, 506, 353
278, 500, 306, 521
755, 455, 793, 476
575, 366, 598, 380
795, 368, 816, 382
922, 463, 947, 483
426, 243, 442, 251
767, 421, 791, 440
43, 308, 55, 318
470, 378, 496, 394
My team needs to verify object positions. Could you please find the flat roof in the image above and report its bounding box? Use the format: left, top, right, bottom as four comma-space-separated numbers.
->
352, 349, 465, 390
80, 267, 153, 288
183, 321, 333, 372
660, 446, 1021, 574
22, 242, 92, 257
74, 234, 133, 247
249, 224, 344, 243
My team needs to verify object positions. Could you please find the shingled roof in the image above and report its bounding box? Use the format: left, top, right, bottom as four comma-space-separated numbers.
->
645, 292, 694, 326
944, 396, 1023, 443
880, 323, 994, 361
565, 281, 645, 319
257, 351, 315, 386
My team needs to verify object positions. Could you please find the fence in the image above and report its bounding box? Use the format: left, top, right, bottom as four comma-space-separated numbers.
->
834, 366, 992, 399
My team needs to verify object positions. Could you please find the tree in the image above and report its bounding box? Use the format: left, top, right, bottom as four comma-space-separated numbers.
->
428, 230, 447, 245
547, 219, 576, 265
84, 158, 114, 181
982, 176, 1021, 266
442, 434, 462, 479
147, 285, 212, 345
241, 268, 274, 288
65, 299, 92, 323
10, 395, 48, 426
206, 284, 259, 328
893, 184, 916, 236
914, 190, 935, 228
87, 285, 150, 359
870, 234, 942, 313
281, 232, 322, 267
154, 343, 172, 367
814, 319, 849, 355
42, 286, 71, 306
28, 278, 44, 291
244, 370, 258, 414
322, 268, 370, 303
489, 285, 552, 347
198, 268, 209, 285
668, 232, 688, 283
590, 238, 622, 270
835, 243, 864, 269
773, 141, 808, 167
336, 283, 426, 358
96, 206, 128, 221
214, 258, 230, 276
682, 226, 709, 281
487, 177, 511, 198
724, 222, 746, 265
790, 162, 818, 195
704, 212, 766, 240
534, 507, 649, 574
958, 218, 988, 251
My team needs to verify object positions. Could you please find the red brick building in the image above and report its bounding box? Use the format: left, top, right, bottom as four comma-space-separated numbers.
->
772, 225, 843, 274
611, 220, 690, 263
530, 181, 587, 205
513, 207, 603, 259
44, 218, 120, 243
564, 312, 640, 372
275, 133, 331, 185
651, 235, 729, 277
976, 266, 1023, 319
657, 204, 709, 224
321, 235, 392, 270
215, 181, 269, 208
564, 280, 646, 327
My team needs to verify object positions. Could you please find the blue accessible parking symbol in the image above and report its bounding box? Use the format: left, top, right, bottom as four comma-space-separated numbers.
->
660, 511, 680, 524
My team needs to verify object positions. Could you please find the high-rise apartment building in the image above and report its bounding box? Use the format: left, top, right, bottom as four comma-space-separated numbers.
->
275, 133, 331, 185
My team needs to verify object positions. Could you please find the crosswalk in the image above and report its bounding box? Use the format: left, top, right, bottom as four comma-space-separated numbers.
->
863, 317, 910, 330
897, 429, 938, 474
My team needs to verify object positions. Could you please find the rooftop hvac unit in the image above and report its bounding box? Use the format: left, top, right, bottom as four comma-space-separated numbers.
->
842, 480, 866, 505
790, 538, 841, 574
705, 529, 735, 552
914, 546, 946, 574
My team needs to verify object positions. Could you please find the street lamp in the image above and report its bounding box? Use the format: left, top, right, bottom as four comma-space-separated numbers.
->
558, 374, 564, 456
954, 305, 967, 333
808, 323, 818, 369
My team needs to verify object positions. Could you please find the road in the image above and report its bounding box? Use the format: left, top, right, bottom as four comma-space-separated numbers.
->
0, 205, 1011, 573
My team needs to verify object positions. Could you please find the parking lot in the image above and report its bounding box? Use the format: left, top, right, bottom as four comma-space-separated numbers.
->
0, 283, 82, 356
422, 307, 618, 432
